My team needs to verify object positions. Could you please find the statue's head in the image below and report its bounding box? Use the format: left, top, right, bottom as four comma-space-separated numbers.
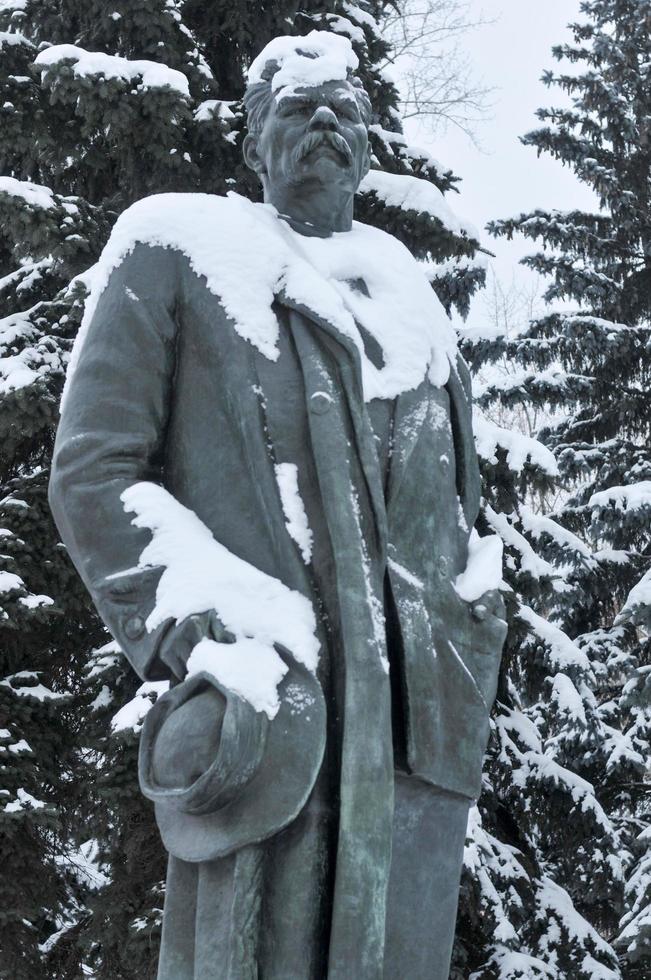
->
243, 32, 372, 202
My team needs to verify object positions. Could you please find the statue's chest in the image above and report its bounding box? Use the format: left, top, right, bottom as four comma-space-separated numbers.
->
256, 304, 395, 487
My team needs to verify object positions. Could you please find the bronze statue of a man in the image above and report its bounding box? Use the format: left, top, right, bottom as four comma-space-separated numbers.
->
49, 30, 507, 980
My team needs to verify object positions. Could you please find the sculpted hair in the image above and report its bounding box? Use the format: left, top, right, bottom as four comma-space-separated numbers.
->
244, 57, 372, 136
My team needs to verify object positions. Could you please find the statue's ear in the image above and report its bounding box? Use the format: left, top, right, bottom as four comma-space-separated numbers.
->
362, 141, 372, 179
243, 134, 266, 175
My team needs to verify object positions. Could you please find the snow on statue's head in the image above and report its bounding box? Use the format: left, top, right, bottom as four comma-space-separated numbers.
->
243, 31, 372, 200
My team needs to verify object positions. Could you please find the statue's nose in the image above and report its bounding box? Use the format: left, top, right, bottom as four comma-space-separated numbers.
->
309, 105, 338, 131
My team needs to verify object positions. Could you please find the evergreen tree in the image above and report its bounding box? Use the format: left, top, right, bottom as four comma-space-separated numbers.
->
454, 299, 623, 979
0, 1, 485, 976
465, 1, 651, 976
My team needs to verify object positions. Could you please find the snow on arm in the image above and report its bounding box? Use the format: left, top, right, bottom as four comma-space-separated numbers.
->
186, 637, 289, 719
120, 482, 320, 719
34, 44, 190, 97
454, 528, 504, 603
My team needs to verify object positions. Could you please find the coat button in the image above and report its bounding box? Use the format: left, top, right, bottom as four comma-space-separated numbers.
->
310, 391, 332, 415
124, 614, 145, 640
471, 603, 488, 622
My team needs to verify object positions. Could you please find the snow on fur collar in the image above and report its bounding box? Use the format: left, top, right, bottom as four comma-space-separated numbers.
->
64, 191, 458, 406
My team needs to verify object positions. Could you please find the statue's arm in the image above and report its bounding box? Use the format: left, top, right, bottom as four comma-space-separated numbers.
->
449, 352, 482, 532
49, 243, 184, 680
447, 353, 507, 698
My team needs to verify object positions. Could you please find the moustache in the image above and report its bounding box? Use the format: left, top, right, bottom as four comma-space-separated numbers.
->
293, 130, 353, 168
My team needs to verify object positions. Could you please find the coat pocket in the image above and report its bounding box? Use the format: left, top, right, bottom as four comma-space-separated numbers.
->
388, 564, 503, 799
450, 589, 508, 712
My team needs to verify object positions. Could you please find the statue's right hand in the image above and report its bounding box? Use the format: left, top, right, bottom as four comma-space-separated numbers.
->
158, 610, 235, 680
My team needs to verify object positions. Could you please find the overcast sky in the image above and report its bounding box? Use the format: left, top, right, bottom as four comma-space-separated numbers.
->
402, 0, 598, 325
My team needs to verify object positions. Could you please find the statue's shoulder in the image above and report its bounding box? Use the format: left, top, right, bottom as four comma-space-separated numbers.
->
100, 191, 283, 292
106, 192, 255, 269
348, 215, 432, 281
350, 216, 412, 254
116, 190, 250, 229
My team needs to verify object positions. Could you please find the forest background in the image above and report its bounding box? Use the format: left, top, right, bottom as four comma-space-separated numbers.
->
0, 1, 649, 978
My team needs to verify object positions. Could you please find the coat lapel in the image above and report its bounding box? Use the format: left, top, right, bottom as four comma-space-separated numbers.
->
277, 288, 388, 552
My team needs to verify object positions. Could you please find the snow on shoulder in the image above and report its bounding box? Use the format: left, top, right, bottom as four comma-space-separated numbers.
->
63, 191, 458, 407
247, 30, 357, 95
120, 482, 320, 719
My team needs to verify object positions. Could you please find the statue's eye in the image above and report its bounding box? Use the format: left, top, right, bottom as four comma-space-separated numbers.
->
337, 103, 360, 122
285, 102, 310, 116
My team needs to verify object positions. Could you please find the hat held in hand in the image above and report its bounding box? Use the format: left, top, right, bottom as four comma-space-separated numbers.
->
138, 649, 326, 863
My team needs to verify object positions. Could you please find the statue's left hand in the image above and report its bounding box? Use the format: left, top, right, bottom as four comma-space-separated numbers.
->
467, 588, 506, 626
158, 610, 235, 680
448, 586, 508, 709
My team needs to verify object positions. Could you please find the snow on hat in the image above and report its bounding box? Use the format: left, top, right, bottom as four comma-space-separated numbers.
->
247, 30, 359, 95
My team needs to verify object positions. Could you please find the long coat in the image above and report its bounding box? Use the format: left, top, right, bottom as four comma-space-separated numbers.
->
49, 201, 506, 979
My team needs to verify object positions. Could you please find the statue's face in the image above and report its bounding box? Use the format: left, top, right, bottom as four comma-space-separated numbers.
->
246, 79, 371, 195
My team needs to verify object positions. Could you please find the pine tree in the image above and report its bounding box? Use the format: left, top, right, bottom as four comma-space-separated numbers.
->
466, 1, 651, 976
0, 1, 486, 976
453, 291, 623, 979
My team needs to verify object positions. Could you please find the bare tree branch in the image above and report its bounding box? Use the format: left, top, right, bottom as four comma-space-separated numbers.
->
381, 0, 495, 142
